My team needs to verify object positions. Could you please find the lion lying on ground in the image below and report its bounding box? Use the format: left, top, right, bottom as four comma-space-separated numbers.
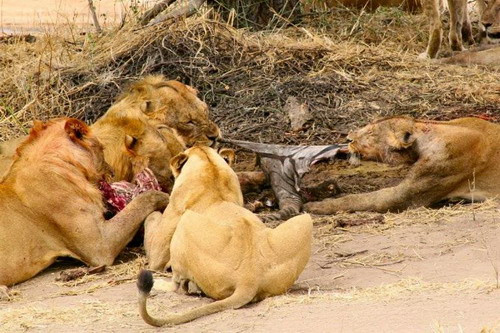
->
438, 45, 500, 65
304, 116, 500, 214
111, 75, 220, 148
137, 146, 312, 326
0, 118, 168, 288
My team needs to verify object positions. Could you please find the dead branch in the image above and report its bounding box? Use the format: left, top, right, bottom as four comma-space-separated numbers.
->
140, 0, 177, 26
87, 0, 103, 33
148, 0, 205, 26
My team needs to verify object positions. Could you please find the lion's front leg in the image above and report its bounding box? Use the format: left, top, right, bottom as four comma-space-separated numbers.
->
78, 191, 169, 266
419, 0, 443, 59
304, 186, 413, 214
0, 285, 9, 300
144, 212, 180, 271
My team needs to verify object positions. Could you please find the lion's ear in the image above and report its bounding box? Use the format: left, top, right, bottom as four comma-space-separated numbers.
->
140, 100, 153, 114
125, 135, 138, 152
388, 130, 415, 150
170, 152, 188, 177
218, 148, 235, 166
65, 118, 89, 144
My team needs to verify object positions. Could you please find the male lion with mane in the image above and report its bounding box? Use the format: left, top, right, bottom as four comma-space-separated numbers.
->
0, 118, 168, 289
111, 75, 220, 148
137, 146, 313, 326
305, 116, 500, 213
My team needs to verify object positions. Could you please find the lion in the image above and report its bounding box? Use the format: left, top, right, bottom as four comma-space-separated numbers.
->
304, 116, 500, 214
92, 107, 184, 192
137, 146, 312, 326
481, 0, 500, 41
111, 75, 220, 148
418, 0, 478, 59
438, 45, 500, 65
0, 75, 218, 181
0, 114, 183, 193
0, 118, 169, 288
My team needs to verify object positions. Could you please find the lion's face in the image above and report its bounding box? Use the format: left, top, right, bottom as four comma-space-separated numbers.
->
168, 146, 242, 205
347, 117, 418, 165
482, 0, 500, 39
92, 115, 183, 191
128, 122, 182, 192
119, 76, 221, 148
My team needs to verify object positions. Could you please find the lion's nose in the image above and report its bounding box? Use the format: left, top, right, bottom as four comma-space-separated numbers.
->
483, 22, 492, 30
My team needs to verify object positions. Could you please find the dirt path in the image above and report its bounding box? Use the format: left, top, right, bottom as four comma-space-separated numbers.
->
2, 202, 499, 332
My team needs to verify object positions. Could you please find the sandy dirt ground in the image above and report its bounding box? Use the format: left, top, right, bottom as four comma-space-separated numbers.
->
0, 0, 150, 33
1, 193, 499, 332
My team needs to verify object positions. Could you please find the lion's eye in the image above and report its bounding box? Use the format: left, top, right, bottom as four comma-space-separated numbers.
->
186, 121, 196, 126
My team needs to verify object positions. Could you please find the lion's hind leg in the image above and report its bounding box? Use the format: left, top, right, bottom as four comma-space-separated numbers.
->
152, 278, 178, 293
264, 214, 313, 294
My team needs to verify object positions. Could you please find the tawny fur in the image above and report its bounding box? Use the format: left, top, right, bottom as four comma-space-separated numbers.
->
481, 0, 500, 40
419, 0, 481, 59
139, 146, 312, 326
113, 75, 220, 148
305, 116, 500, 213
92, 108, 183, 192
0, 75, 218, 182
0, 119, 168, 288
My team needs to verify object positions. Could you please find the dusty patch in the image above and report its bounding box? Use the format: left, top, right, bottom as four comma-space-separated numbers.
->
2, 201, 499, 332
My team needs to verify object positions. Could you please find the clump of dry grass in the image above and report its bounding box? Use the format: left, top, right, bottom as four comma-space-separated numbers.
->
267, 276, 497, 307
0, 7, 498, 144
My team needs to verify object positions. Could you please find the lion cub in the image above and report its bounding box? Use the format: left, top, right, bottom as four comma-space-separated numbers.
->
138, 146, 313, 326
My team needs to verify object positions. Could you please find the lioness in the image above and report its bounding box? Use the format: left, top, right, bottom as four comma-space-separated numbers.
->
92, 109, 183, 192
0, 118, 168, 287
112, 75, 220, 147
419, 0, 477, 59
482, 0, 500, 41
137, 146, 312, 326
438, 45, 500, 65
304, 116, 500, 213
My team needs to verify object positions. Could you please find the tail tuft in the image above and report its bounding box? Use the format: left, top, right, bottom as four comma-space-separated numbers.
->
137, 269, 154, 294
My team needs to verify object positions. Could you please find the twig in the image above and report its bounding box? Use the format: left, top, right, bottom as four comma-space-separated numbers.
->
140, 0, 177, 26
148, 0, 205, 27
87, 0, 103, 34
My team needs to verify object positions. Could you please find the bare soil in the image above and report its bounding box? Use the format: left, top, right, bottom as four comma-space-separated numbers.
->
2, 195, 499, 332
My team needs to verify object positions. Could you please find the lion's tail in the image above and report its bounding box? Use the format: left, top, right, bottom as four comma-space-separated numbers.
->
137, 270, 255, 327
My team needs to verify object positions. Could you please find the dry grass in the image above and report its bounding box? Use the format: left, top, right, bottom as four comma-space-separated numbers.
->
0, 7, 498, 144
267, 276, 497, 307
